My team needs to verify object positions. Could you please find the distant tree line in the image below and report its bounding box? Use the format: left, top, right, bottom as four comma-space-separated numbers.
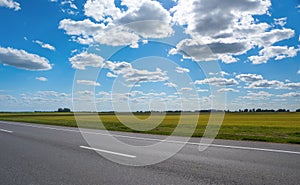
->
49, 108, 300, 113
134, 109, 300, 113
236, 108, 290, 113
57, 108, 71, 112
28, 108, 300, 113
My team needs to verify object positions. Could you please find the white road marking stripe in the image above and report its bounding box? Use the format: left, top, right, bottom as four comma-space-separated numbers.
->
1, 121, 300, 155
0, 128, 13, 133
80, 146, 136, 158
205, 144, 300, 155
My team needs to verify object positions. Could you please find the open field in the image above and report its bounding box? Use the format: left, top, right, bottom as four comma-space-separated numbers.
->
0, 112, 299, 144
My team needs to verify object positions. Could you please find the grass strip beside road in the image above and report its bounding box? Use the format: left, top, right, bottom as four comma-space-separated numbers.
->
0, 112, 299, 144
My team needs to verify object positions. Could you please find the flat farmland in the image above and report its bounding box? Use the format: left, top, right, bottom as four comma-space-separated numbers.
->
0, 112, 299, 144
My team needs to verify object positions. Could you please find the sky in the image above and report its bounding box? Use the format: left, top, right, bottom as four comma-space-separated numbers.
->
0, 0, 300, 112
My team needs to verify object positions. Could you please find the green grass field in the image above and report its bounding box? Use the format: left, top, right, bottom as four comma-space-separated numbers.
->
0, 112, 299, 144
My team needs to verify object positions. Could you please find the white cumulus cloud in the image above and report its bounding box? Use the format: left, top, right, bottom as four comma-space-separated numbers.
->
249, 46, 300, 64
36, 77, 48, 82
117, 0, 173, 39
195, 77, 238, 86
236, 74, 264, 82
278, 92, 300, 98
69, 52, 104, 70
76, 80, 100, 86
33, 40, 56, 51
164, 82, 178, 88
284, 82, 300, 89
218, 88, 239, 93
170, 0, 298, 64
0, 0, 20, 11
59, 19, 106, 36
37, 91, 69, 97
274, 17, 287, 27
244, 91, 274, 100
175, 66, 190, 73
60, 0, 173, 47
169, 38, 252, 63
84, 0, 121, 23
0, 47, 52, 71
254, 28, 294, 47
247, 80, 284, 89
106, 72, 118, 78
93, 26, 140, 47
105, 61, 168, 83
61, 0, 77, 10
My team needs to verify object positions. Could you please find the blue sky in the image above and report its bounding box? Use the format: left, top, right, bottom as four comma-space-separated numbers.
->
0, 0, 299, 112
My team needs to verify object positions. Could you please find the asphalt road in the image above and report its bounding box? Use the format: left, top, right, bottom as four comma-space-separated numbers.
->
0, 121, 300, 185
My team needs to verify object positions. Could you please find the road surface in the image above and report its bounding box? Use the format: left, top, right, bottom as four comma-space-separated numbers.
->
0, 120, 300, 185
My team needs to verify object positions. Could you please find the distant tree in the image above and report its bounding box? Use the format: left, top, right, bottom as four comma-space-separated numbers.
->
63, 108, 71, 112
276, 109, 287, 112
58, 108, 71, 112
277, 109, 283, 112
296, 109, 300, 112
244, 109, 248, 112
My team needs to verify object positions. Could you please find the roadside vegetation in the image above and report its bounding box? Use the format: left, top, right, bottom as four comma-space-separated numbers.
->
0, 112, 299, 144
